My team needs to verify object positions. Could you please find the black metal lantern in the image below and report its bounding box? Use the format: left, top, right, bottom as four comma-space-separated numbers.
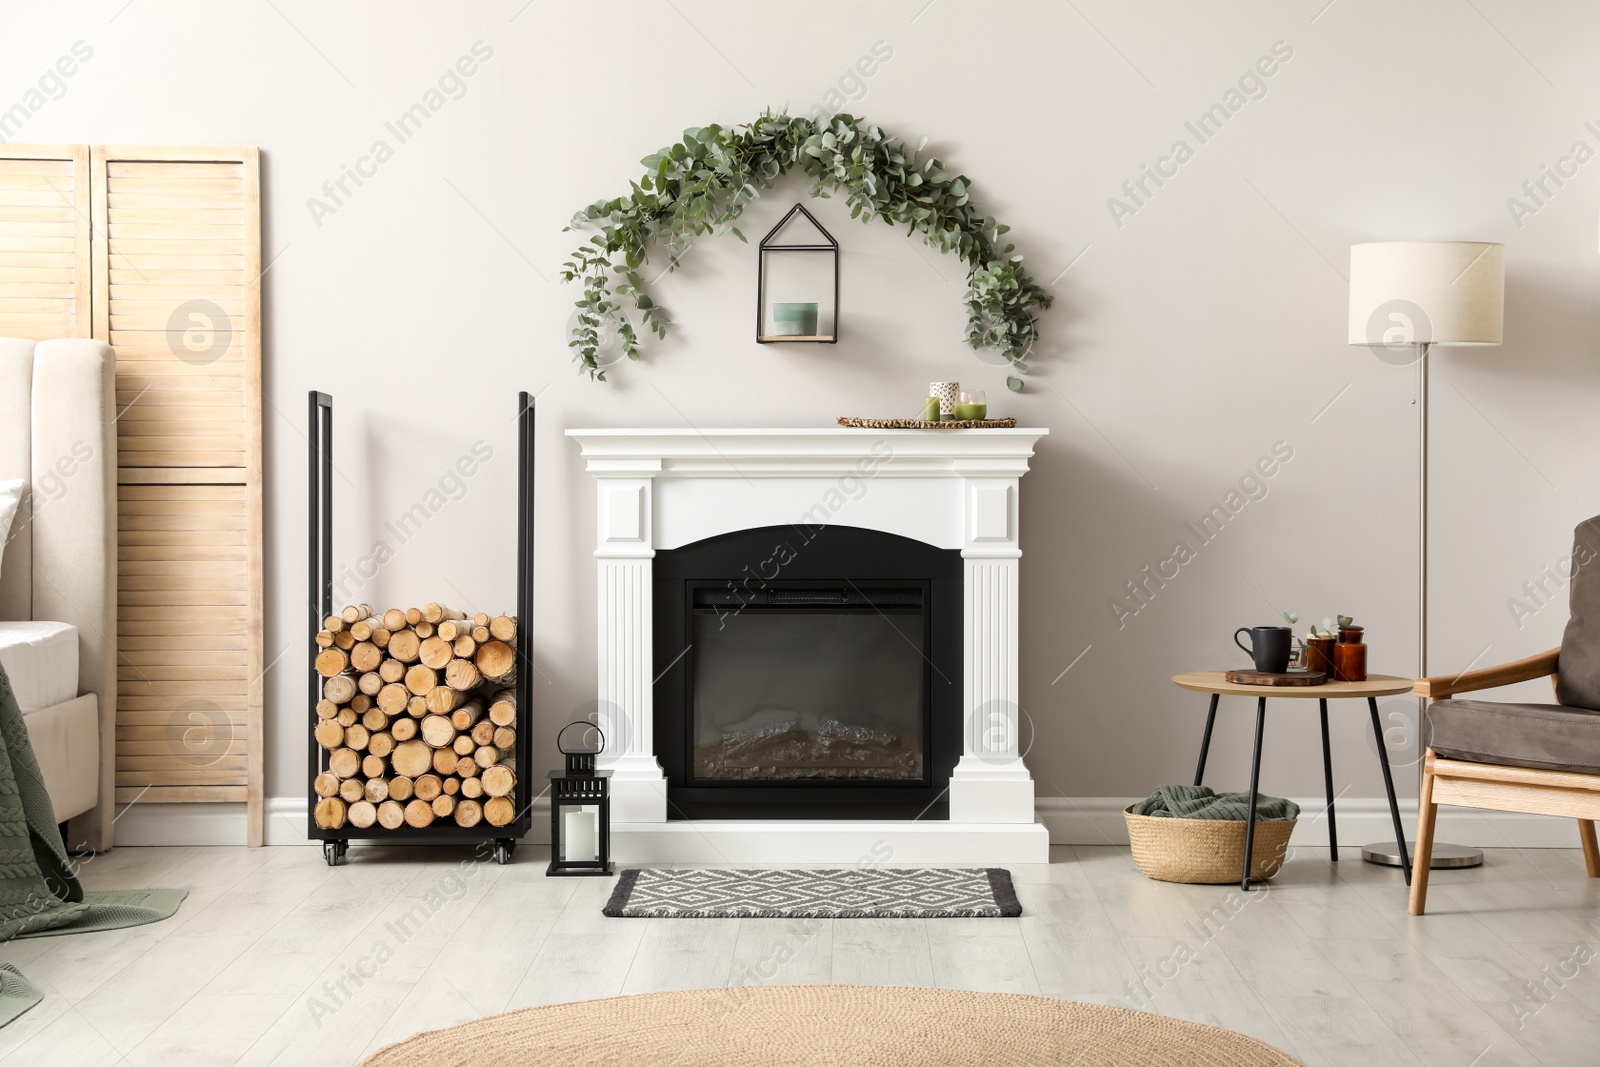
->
756, 203, 839, 345
547, 721, 612, 876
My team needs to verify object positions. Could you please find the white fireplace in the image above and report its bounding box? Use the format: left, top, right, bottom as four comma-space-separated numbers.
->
566, 427, 1049, 863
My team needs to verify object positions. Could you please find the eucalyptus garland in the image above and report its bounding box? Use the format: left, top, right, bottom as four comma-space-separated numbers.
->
561, 110, 1052, 389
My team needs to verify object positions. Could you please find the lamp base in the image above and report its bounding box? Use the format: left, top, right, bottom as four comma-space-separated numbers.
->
1361, 840, 1482, 869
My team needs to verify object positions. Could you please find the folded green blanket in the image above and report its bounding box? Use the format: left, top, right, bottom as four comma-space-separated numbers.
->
0, 662, 185, 1027
1132, 783, 1299, 821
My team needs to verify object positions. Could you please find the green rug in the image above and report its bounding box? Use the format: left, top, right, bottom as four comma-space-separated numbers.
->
0, 664, 185, 1026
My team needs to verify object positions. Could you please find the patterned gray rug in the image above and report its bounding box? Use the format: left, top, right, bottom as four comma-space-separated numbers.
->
603, 867, 1021, 918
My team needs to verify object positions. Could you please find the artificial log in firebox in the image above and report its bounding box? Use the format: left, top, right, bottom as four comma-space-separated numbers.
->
314, 605, 520, 831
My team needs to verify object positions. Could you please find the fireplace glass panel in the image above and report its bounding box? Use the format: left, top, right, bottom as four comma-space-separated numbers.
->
690, 596, 927, 783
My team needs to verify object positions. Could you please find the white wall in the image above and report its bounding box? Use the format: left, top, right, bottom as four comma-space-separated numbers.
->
5, 0, 1598, 838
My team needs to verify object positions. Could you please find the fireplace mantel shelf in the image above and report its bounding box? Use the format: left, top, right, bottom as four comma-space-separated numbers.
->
567, 427, 1048, 478
569, 425, 1051, 863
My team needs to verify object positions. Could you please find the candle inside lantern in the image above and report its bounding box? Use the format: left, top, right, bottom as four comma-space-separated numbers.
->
562, 808, 599, 863
771, 302, 819, 337
953, 389, 987, 421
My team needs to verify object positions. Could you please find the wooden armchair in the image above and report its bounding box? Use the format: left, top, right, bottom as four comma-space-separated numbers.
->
1410, 520, 1600, 915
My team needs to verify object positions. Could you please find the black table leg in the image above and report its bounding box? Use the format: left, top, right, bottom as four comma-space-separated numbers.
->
1242, 696, 1266, 892
1193, 693, 1220, 787
1368, 696, 1412, 886
1320, 697, 1338, 862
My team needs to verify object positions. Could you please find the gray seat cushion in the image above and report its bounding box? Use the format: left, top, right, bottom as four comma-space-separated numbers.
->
1428, 699, 1600, 775
1556, 515, 1600, 710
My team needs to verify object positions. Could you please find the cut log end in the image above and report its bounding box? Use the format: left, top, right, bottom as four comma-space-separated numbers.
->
483, 796, 515, 827
315, 648, 349, 678
314, 797, 347, 829
404, 799, 435, 828
377, 799, 406, 829
454, 799, 483, 827
475, 640, 516, 684
347, 800, 377, 828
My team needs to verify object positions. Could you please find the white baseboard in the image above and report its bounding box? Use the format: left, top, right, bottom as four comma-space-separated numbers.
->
112, 795, 1585, 850
113, 802, 251, 846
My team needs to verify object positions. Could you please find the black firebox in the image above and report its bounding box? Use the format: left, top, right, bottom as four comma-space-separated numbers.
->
654, 525, 961, 819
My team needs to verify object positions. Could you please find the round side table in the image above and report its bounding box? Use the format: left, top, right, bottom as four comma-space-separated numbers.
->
1171, 671, 1415, 891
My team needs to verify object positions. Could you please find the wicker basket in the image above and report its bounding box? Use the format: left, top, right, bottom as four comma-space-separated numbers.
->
1124, 805, 1296, 884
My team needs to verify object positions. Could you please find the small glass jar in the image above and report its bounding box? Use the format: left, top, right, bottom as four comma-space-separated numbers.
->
1302, 635, 1335, 677
1333, 626, 1366, 682
953, 389, 987, 421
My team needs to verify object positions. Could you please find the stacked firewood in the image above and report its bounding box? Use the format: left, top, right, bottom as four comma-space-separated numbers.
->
312, 603, 519, 832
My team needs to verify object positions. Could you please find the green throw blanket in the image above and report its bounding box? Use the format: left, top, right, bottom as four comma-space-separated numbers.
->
0, 662, 185, 1026
1132, 783, 1300, 822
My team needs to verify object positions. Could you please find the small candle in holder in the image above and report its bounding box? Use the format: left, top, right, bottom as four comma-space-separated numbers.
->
920, 396, 940, 421
953, 389, 987, 421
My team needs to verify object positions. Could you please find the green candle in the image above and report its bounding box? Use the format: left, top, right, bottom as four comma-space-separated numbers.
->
920, 397, 940, 421
952, 402, 986, 420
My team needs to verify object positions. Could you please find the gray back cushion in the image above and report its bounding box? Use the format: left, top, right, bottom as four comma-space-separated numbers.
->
1557, 515, 1600, 710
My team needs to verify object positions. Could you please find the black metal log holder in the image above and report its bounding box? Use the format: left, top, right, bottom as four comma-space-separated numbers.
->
307, 391, 536, 865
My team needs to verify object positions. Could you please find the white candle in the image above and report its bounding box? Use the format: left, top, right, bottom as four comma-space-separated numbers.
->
563, 808, 598, 863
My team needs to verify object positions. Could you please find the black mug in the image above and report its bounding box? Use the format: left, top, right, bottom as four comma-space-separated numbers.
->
1234, 625, 1292, 674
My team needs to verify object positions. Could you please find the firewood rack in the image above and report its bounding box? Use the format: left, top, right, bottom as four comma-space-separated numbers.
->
306, 391, 536, 865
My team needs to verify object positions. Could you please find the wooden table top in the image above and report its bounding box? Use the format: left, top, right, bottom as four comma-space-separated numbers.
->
1171, 671, 1414, 698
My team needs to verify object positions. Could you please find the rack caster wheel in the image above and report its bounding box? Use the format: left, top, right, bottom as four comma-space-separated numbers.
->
323, 840, 347, 867
494, 840, 515, 865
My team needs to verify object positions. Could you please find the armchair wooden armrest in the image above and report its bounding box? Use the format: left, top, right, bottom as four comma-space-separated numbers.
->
1413, 648, 1560, 699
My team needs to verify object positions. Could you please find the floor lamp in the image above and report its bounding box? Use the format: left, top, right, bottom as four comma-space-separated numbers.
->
1347, 240, 1505, 871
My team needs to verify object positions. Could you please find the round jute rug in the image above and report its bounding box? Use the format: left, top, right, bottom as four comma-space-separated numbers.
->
358, 985, 1301, 1066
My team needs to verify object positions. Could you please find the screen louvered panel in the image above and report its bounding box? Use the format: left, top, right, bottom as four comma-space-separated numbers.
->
0, 147, 90, 339
114, 482, 250, 794
100, 159, 249, 468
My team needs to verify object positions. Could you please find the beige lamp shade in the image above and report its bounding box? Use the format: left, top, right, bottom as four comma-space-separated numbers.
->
1348, 241, 1504, 347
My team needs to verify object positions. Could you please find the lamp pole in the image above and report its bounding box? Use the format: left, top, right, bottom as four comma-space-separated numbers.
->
1419, 342, 1428, 687
1360, 340, 1483, 870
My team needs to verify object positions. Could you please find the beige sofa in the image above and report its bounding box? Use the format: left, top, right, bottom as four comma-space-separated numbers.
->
0, 337, 117, 851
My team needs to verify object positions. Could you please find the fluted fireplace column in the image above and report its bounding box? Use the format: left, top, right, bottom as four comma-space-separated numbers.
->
950, 479, 1034, 822
593, 475, 667, 822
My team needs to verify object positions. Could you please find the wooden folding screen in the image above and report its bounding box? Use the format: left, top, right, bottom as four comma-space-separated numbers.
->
0, 144, 263, 845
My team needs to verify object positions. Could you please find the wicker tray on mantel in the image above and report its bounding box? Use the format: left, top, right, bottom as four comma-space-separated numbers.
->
835, 416, 1018, 429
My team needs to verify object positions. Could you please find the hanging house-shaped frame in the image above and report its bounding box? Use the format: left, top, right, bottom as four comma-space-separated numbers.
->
756, 203, 839, 344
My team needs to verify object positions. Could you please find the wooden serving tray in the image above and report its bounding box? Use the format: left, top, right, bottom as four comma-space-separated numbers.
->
835, 417, 1018, 429
1224, 669, 1327, 687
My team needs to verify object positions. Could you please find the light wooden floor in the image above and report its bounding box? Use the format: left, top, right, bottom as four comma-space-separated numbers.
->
0, 843, 1596, 1066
